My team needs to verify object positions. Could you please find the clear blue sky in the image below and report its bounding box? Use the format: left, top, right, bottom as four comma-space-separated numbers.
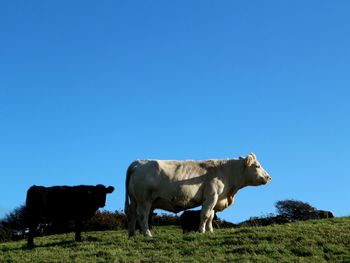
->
1, 1, 349, 223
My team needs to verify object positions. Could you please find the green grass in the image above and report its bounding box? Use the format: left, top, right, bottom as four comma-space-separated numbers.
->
1, 217, 349, 262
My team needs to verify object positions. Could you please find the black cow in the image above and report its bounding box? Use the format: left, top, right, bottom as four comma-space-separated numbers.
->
316, 210, 334, 219
25, 184, 114, 248
180, 210, 218, 233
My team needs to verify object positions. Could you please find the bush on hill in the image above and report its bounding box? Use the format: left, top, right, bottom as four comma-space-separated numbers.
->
275, 199, 316, 221
84, 210, 127, 231
0, 205, 27, 242
238, 199, 334, 227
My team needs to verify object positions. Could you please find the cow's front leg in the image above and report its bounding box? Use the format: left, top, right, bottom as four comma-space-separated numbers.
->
205, 210, 215, 233
199, 194, 218, 233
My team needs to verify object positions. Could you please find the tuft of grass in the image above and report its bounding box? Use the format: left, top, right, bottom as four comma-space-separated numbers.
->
0, 217, 349, 262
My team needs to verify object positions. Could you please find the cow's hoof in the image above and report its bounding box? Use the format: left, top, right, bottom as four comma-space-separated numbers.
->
206, 227, 214, 233
144, 230, 152, 237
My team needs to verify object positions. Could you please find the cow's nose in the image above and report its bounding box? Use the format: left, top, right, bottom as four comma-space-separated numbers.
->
266, 175, 272, 182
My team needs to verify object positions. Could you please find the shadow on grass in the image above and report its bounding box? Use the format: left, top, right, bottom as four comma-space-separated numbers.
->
1, 236, 105, 252
34, 239, 77, 249
1, 240, 76, 252
36, 234, 103, 248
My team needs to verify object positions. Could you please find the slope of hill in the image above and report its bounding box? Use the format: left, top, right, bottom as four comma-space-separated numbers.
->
1, 217, 349, 262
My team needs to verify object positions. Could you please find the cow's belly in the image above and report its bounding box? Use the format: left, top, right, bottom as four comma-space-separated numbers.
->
151, 184, 203, 213
152, 198, 201, 213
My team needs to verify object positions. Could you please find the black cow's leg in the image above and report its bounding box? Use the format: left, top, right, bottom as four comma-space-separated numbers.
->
75, 220, 82, 242
27, 222, 37, 248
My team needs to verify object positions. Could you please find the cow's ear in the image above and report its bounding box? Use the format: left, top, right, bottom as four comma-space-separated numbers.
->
245, 153, 256, 167
106, 186, 114, 193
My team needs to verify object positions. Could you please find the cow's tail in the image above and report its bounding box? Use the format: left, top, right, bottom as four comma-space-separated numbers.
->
124, 161, 139, 216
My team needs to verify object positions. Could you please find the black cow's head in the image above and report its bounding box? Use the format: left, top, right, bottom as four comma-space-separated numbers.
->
93, 184, 114, 208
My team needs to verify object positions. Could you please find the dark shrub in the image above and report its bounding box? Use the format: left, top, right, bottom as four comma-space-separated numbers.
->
84, 210, 127, 231
2, 205, 27, 232
238, 215, 290, 227
0, 205, 27, 242
275, 199, 316, 222
216, 218, 236, 228
0, 226, 12, 242
152, 213, 181, 226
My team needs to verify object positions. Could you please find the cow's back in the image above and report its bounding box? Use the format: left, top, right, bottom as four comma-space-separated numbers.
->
129, 160, 209, 188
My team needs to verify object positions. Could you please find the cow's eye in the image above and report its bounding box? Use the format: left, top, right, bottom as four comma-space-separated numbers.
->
255, 165, 260, 169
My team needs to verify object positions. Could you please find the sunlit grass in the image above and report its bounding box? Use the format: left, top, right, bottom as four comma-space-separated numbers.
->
1, 217, 349, 262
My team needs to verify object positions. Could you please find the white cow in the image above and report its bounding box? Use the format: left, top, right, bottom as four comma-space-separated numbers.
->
124, 153, 271, 237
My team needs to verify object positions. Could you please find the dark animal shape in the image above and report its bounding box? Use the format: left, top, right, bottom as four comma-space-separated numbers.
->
25, 184, 114, 248
316, 210, 334, 219
180, 210, 218, 233
304, 210, 334, 220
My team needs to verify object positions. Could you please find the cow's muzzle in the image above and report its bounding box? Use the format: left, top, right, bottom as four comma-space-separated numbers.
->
265, 175, 272, 183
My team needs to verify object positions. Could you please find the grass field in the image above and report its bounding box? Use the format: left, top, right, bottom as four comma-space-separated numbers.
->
1, 217, 349, 262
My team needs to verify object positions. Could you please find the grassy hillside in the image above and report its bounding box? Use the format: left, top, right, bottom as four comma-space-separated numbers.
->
1, 217, 349, 262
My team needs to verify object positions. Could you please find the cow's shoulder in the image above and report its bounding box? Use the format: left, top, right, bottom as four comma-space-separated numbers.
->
156, 160, 202, 174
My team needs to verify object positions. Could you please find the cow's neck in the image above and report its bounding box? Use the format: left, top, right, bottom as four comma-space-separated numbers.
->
222, 158, 247, 190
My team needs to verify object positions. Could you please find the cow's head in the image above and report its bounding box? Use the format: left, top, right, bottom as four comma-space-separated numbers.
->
94, 184, 115, 207
244, 153, 271, 186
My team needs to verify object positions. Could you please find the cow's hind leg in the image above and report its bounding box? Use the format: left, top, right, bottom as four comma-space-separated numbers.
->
127, 198, 137, 237
136, 202, 152, 237
75, 220, 82, 242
